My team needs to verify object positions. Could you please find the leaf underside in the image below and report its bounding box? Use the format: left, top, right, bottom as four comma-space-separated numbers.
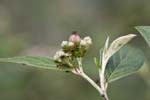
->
107, 34, 136, 59
0, 56, 71, 71
135, 26, 150, 48
105, 45, 145, 83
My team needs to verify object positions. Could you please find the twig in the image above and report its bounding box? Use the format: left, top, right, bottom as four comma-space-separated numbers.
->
80, 72, 103, 95
72, 57, 109, 100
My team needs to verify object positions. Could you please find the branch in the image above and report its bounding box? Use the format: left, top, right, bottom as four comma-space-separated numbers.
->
80, 72, 103, 95
74, 57, 109, 100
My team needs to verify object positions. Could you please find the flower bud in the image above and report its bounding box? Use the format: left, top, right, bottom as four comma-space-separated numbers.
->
53, 50, 69, 62
83, 36, 92, 45
69, 31, 81, 43
56, 50, 66, 56
80, 40, 87, 47
54, 54, 61, 62
61, 41, 68, 48
68, 42, 74, 48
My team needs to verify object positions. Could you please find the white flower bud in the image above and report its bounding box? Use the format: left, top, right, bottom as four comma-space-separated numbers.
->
83, 36, 92, 45
80, 40, 87, 46
61, 41, 68, 47
68, 42, 74, 47
69, 32, 81, 43
54, 54, 61, 62
54, 50, 69, 62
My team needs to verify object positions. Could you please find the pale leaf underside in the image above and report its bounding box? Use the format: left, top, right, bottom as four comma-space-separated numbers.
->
107, 34, 136, 59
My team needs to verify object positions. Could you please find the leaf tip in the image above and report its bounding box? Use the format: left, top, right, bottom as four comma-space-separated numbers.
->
128, 34, 136, 38
104, 36, 110, 49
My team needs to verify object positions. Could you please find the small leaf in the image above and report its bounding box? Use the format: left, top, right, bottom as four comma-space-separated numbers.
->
99, 48, 103, 66
105, 45, 145, 83
103, 37, 109, 55
135, 26, 150, 48
0, 56, 71, 71
105, 37, 110, 50
101, 37, 109, 70
107, 34, 136, 59
94, 57, 100, 68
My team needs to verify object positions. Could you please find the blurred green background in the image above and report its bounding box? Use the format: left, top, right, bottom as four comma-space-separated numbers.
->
0, 0, 150, 100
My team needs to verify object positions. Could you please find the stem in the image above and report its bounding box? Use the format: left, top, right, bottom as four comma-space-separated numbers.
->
103, 91, 110, 100
99, 56, 110, 100
75, 57, 109, 100
77, 57, 83, 71
100, 69, 105, 91
100, 59, 107, 92
99, 67, 110, 100
80, 72, 103, 95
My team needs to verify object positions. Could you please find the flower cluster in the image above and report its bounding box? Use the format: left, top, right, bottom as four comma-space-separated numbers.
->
53, 32, 92, 69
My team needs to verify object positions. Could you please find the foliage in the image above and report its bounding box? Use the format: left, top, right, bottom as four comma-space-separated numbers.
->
105, 45, 144, 83
0, 30, 146, 100
135, 26, 150, 48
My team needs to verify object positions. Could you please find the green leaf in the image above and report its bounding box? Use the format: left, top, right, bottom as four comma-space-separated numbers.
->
135, 26, 150, 48
94, 57, 100, 68
0, 56, 71, 71
105, 45, 145, 83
